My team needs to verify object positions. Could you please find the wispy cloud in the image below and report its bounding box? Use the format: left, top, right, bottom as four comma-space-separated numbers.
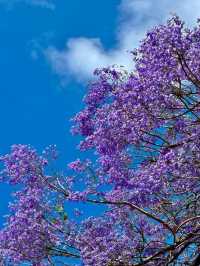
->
46, 0, 200, 82
0, 0, 55, 10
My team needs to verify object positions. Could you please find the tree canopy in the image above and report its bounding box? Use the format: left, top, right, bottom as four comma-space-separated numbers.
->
1, 16, 200, 265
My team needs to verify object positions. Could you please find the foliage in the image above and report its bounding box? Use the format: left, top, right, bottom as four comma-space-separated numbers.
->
1, 16, 200, 265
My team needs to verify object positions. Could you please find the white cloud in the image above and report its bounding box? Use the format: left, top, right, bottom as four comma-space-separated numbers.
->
0, 0, 55, 10
45, 38, 132, 83
46, 0, 200, 82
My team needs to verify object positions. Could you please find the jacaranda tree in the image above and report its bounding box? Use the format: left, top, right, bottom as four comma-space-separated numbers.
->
1, 15, 200, 265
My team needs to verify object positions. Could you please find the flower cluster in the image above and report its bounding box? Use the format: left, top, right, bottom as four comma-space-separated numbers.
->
0, 145, 58, 264
71, 16, 200, 265
2, 15, 200, 265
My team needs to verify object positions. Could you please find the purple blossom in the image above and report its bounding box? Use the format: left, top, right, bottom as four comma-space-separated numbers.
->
2, 16, 200, 265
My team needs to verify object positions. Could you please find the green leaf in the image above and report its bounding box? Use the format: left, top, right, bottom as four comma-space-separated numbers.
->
55, 205, 64, 213
63, 213, 68, 221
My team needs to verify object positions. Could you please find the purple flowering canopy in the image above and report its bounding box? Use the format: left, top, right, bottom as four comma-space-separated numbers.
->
1, 16, 200, 265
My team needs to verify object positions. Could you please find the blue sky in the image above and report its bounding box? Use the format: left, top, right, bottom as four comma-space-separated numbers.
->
0, 0, 119, 225
0, 0, 200, 227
